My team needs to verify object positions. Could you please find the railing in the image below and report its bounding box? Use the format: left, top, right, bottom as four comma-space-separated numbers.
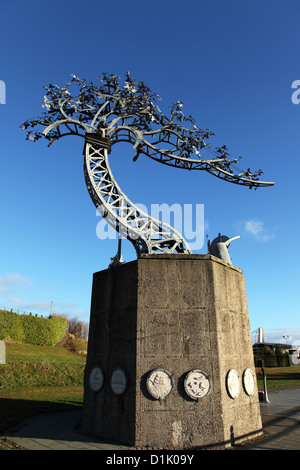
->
0, 306, 46, 318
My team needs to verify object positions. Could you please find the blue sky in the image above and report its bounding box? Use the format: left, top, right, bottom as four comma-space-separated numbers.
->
0, 0, 299, 344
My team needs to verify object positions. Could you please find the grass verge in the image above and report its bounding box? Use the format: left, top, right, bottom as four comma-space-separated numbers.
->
0, 386, 84, 450
0, 342, 86, 448
0, 387, 84, 434
4, 341, 86, 364
256, 365, 300, 389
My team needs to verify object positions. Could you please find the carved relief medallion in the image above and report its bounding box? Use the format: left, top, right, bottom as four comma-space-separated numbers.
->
226, 369, 240, 399
111, 368, 128, 395
243, 368, 255, 396
184, 369, 211, 400
146, 369, 174, 400
89, 366, 104, 392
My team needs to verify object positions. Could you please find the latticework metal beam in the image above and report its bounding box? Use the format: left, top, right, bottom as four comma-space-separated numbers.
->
84, 132, 191, 256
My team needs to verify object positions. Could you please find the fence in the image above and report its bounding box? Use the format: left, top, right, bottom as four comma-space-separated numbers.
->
0, 306, 46, 318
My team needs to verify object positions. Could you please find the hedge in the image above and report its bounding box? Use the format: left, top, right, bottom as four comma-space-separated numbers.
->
0, 310, 67, 346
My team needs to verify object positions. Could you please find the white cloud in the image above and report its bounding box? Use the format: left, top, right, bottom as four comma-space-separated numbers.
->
62, 309, 90, 321
245, 219, 264, 236
0, 274, 33, 295
10, 296, 77, 314
0, 274, 89, 320
256, 328, 300, 346
236, 218, 275, 242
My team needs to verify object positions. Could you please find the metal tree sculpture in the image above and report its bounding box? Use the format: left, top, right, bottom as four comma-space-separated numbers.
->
21, 73, 274, 257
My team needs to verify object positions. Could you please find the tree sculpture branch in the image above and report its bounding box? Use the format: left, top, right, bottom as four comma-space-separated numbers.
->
21, 73, 274, 258
21, 72, 273, 188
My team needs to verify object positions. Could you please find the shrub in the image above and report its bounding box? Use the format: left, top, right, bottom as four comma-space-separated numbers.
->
0, 310, 67, 346
0, 310, 25, 342
63, 334, 88, 355
49, 315, 68, 345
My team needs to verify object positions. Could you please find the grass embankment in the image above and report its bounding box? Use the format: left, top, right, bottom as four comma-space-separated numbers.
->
0, 341, 86, 444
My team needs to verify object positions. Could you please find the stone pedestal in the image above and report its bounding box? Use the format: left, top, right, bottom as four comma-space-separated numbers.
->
81, 254, 262, 449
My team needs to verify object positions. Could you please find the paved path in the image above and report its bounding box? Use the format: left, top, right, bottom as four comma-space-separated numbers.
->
3, 387, 300, 451
3, 410, 127, 450
238, 387, 300, 450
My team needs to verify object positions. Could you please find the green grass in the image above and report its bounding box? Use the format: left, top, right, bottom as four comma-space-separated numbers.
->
0, 342, 86, 447
256, 365, 300, 389
0, 387, 84, 433
5, 342, 86, 364
0, 343, 86, 391
0, 362, 85, 390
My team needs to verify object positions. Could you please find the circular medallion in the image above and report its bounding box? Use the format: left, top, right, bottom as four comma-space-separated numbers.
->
226, 369, 240, 399
243, 368, 255, 396
89, 366, 104, 392
184, 369, 211, 400
146, 369, 174, 400
111, 368, 128, 395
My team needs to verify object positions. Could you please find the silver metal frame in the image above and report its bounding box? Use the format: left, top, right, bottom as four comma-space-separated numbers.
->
84, 132, 190, 255
22, 73, 274, 257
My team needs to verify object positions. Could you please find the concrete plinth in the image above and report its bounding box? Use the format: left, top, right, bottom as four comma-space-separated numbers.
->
81, 254, 262, 449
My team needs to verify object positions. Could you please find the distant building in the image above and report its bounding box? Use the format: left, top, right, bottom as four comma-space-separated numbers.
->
255, 327, 265, 344
252, 327, 300, 367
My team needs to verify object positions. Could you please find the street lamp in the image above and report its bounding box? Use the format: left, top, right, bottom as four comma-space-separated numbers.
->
283, 335, 289, 344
